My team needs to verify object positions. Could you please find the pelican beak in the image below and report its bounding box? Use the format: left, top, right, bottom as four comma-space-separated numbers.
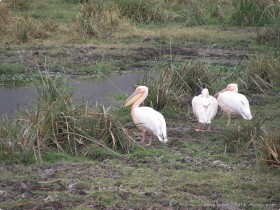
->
124, 91, 142, 107
214, 88, 226, 98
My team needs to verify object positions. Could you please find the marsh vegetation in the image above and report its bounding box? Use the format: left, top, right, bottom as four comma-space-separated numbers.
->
0, 0, 280, 209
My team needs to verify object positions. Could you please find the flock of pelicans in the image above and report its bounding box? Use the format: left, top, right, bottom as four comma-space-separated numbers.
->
124, 83, 252, 146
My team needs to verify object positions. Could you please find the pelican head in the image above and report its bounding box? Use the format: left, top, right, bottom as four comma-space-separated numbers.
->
201, 88, 209, 97
226, 83, 238, 92
214, 83, 239, 98
124, 86, 148, 107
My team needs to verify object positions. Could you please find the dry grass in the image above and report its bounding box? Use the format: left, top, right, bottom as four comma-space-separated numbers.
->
0, 3, 11, 34
244, 53, 280, 93
74, 0, 123, 38
260, 134, 280, 168
0, 74, 138, 163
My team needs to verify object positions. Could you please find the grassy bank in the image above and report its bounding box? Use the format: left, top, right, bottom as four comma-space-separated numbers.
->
0, 0, 280, 209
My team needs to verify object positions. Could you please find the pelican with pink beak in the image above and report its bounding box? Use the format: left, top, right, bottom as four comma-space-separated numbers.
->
215, 83, 252, 127
124, 86, 167, 146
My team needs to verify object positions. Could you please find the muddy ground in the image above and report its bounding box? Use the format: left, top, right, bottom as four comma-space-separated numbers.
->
1, 42, 280, 209
0, 124, 254, 210
0, 42, 249, 74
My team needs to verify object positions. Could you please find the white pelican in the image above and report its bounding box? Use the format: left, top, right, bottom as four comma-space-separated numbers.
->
215, 83, 252, 127
192, 88, 218, 132
124, 86, 167, 146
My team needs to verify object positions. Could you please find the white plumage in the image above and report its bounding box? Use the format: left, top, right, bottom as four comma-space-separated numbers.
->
192, 88, 218, 131
215, 83, 252, 127
124, 86, 167, 145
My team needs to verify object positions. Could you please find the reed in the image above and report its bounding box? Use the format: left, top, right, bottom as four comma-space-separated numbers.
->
0, 74, 137, 163
260, 133, 280, 168
9, 0, 33, 11
115, 0, 166, 24
139, 60, 211, 111
244, 53, 280, 93
0, 3, 10, 34
231, 0, 273, 26
76, 0, 122, 37
12, 16, 37, 43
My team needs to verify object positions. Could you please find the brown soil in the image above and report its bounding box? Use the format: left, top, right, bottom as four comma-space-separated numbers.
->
0, 43, 249, 73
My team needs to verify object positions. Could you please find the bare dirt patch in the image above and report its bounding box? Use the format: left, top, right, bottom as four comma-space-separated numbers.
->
0, 43, 250, 73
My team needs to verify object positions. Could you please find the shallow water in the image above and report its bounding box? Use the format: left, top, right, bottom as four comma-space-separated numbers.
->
0, 71, 153, 117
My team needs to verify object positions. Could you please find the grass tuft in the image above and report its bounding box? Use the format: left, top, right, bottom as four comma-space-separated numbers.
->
0, 74, 138, 163
260, 133, 280, 168
0, 3, 10, 34
9, 0, 33, 11
231, 0, 272, 26
244, 53, 280, 93
75, 0, 122, 38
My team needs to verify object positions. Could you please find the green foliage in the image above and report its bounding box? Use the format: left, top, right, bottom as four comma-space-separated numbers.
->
77, 62, 115, 75
62, 0, 91, 3
174, 61, 211, 95
139, 66, 186, 111
256, 3, 280, 50
243, 53, 280, 93
12, 16, 37, 43
0, 63, 27, 74
260, 133, 280, 168
231, 0, 272, 26
76, 0, 121, 37
223, 119, 265, 154
0, 64, 34, 86
115, 0, 165, 24
176, 1, 205, 26
222, 118, 280, 168
139, 60, 211, 111
9, 0, 33, 11
0, 74, 137, 163
0, 3, 10, 34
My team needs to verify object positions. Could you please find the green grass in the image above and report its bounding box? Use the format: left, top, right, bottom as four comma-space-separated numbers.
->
0, 63, 27, 74
0, 0, 280, 209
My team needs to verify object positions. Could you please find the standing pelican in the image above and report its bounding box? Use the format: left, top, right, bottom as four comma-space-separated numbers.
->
215, 83, 252, 127
192, 88, 218, 132
124, 86, 167, 146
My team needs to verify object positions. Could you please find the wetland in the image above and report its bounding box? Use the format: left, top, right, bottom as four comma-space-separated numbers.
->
0, 0, 280, 209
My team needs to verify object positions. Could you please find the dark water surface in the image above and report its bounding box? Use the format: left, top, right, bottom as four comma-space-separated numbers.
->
0, 71, 152, 116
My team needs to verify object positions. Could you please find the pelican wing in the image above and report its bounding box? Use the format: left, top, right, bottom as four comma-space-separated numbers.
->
218, 91, 252, 120
134, 107, 167, 142
208, 96, 218, 122
192, 95, 217, 124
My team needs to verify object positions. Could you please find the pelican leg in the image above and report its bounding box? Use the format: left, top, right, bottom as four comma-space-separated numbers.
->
236, 115, 241, 132
206, 124, 211, 132
140, 131, 146, 144
145, 133, 153, 146
195, 122, 202, 132
226, 113, 231, 127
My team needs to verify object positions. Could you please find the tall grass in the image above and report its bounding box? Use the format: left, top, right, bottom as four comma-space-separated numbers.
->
0, 74, 137, 163
139, 60, 211, 111
177, 1, 205, 26
12, 16, 37, 43
243, 53, 280, 93
256, 3, 280, 52
0, 3, 10, 34
231, 0, 274, 26
9, 0, 33, 11
75, 0, 122, 37
115, 0, 166, 24
223, 118, 280, 168
260, 133, 280, 168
